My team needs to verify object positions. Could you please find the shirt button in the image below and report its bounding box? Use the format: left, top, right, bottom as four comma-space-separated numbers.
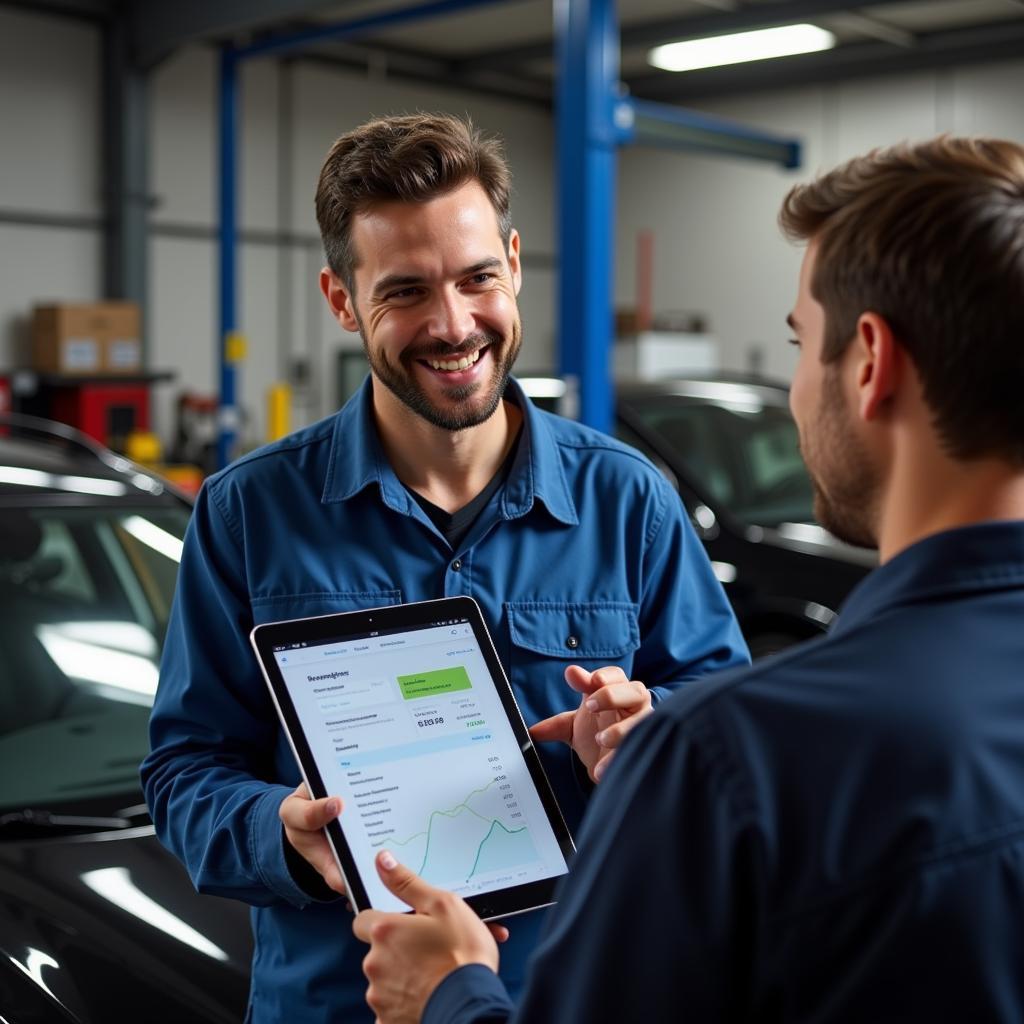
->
451, 558, 463, 572
566, 635, 579, 649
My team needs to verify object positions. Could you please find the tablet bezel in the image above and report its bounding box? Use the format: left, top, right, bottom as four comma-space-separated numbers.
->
250, 595, 575, 919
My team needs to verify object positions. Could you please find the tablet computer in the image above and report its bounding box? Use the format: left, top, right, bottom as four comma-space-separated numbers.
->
250, 596, 575, 919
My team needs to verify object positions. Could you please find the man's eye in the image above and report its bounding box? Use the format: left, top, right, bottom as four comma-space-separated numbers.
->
787, 337, 801, 347
387, 288, 418, 300
468, 273, 495, 285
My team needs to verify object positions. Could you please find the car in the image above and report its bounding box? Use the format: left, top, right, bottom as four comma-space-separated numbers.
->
517, 374, 876, 658
0, 414, 252, 1023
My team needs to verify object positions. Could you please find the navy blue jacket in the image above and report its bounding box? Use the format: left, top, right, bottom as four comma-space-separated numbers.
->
430, 521, 1024, 1023
141, 377, 747, 1023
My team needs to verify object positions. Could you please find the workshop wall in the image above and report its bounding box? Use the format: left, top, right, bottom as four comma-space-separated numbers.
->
616, 62, 1024, 383
3, 5, 1024, 448
0, 10, 103, 369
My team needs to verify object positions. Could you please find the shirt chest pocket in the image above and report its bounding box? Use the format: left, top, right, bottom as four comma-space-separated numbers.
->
505, 601, 640, 705
251, 589, 403, 626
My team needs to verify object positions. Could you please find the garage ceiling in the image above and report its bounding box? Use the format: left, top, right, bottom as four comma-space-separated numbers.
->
6, 0, 1024, 105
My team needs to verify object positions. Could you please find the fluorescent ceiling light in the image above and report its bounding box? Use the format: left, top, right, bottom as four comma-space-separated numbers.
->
649, 23, 835, 73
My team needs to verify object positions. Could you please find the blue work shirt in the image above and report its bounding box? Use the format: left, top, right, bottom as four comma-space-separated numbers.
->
429, 519, 1024, 1023
141, 376, 748, 1024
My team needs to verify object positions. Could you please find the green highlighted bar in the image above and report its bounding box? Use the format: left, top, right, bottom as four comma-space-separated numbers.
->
397, 666, 472, 700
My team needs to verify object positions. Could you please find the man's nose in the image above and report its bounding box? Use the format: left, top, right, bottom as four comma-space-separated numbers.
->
424, 288, 475, 344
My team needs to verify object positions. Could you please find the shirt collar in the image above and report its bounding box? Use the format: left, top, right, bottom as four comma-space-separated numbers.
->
322, 375, 413, 514
322, 375, 578, 526
831, 519, 1024, 636
499, 378, 577, 526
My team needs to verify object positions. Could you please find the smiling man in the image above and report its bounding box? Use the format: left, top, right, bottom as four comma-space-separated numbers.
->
141, 113, 748, 1024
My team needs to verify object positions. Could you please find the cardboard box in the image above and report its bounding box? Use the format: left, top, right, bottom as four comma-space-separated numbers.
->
32, 302, 142, 375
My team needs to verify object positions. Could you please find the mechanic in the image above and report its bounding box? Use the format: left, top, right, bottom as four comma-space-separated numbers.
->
354, 134, 1024, 1023
141, 112, 748, 1023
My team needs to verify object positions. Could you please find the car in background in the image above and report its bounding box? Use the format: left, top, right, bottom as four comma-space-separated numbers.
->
518, 375, 876, 658
0, 414, 252, 1022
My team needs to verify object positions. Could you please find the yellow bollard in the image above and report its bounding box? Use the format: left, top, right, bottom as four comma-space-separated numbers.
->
125, 430, 163, 464
267, 382, 292, 442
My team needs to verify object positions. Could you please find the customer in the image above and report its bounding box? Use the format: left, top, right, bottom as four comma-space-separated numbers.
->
355, 135, 1024, 1023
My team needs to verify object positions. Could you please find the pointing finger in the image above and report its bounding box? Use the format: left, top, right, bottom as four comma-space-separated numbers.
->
564, 664, 596, 695
529, 710, 575, 745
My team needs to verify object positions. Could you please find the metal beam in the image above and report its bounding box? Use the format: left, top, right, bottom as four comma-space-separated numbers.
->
129, 0, 347, 69
298, 50, 552, 107
102, 14, 149, 352
232, 0, 526, 60
627, 16, 1024, 102
0, 0, 111, 21
457, 0, 870, 73
828, 11, 915, 48
625, 98, 800, 168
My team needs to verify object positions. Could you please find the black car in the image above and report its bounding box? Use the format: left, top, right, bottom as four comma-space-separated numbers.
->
0, 415, 252, 1022
519, 375, 875, 658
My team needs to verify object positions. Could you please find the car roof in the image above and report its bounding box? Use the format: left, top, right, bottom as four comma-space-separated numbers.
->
614, 373, 791, 405
0, 415, 178, 504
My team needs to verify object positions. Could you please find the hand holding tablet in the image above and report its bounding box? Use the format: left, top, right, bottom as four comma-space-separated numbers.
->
278, 783, 348, 896
251, 597, 575, 918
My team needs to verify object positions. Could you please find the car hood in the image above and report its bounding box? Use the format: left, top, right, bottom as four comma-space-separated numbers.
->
0, 825, 252, 1023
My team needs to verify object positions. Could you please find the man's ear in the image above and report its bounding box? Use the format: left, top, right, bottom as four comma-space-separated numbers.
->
854, 311, 901, 421
320, 266, 360, 333
506, 229, 522, 296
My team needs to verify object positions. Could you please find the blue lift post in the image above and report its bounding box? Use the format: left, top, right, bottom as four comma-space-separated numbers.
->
555, 0, 620, 434
215, 0, 520, 468
555, 0, 802, 434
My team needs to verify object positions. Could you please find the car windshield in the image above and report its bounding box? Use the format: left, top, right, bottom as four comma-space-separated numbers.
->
629, 391, 815, 528
0, 504, 188, 818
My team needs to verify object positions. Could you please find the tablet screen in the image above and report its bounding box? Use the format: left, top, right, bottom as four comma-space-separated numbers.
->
268, 609, 570, 914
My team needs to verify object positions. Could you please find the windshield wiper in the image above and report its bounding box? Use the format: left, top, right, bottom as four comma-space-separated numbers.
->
0, 808, 132, 831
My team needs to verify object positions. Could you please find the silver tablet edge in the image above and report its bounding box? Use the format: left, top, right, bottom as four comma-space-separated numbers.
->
248, 624, 365, 914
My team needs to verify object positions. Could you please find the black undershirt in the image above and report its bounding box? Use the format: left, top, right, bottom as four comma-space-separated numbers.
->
408, 428, 522, 551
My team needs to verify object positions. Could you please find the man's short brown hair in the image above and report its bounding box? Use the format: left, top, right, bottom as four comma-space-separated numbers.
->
315, 112, 513, 291
779, 136, 1024, 465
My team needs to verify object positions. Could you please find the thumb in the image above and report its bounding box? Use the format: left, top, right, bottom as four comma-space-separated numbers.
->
564, 664, 599, 696
375, 849, 438, 911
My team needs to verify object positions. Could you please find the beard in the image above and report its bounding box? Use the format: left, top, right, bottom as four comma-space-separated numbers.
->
360, 317, 522, 432
800, 367, 880, 549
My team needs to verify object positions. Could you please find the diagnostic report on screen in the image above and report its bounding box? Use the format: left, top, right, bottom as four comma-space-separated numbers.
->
273, 620, 568, 912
